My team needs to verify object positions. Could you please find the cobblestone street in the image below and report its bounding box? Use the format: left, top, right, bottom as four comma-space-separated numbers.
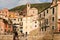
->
18, 27, 52, 40
0, 28, 60, 40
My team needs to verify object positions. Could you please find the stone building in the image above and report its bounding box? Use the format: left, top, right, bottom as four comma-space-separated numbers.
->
0, 8, 13, 34
0, 35, 13, 40
22, 4, 39, 34
39, 0, 60, 32
10, 3, 39, 35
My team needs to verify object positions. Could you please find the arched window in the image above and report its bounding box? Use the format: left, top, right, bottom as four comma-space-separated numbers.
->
52, 17, 54, 22
35, 21, 37, 23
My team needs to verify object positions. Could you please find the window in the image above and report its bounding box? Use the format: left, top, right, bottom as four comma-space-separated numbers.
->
35, 21, 37, 23
5, 29, 6, 32
21, 18, 22, 21
47, 19, 48, 24
23, 15, 25, 17
44, 12, 45, 16
18, 29, 19, 31
52, 26, 55, 30
35, 25, 37, 27
20, 22, 23, 26
45, 19, 48, 24
52, 17, 54, 21
20, 30, 23, 33
47, 10, 48, 13
20, 27, 23, 29
52, 8, 54, 14
26, 32, 27, 35
45, 27, 46, 31
40, 14, 41, 17
18, 19, 19, 21
14, 19, 16, 21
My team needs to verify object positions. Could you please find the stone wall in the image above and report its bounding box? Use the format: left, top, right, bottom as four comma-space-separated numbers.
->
54, 34, 60, 40
0, 35, 13, 40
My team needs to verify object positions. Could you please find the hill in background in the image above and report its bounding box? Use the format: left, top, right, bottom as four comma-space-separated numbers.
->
9, 3, 51, 12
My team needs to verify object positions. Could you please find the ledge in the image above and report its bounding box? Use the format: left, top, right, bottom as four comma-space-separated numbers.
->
53, 32, 60, 34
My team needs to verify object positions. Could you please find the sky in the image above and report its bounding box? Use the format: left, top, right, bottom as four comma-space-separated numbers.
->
0, 0, 52, 9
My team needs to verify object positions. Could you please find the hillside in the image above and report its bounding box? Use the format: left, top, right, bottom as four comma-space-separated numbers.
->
9, 3, 51, 12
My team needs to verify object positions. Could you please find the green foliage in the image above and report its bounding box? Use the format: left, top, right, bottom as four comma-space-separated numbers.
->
9, 3, 51, 12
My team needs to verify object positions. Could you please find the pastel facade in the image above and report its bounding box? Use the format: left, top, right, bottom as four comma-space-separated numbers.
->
22, 4, 39, 34
0, 9, 13, 34
22, 16, 39, 34
10, 4, 39, 35
0, 19, 5, 34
